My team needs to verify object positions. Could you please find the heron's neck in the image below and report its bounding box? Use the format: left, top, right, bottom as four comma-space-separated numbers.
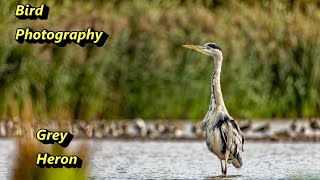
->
209, 54, 227, 112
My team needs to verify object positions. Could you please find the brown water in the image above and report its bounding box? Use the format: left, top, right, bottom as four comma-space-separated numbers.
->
1, 139, 320, 179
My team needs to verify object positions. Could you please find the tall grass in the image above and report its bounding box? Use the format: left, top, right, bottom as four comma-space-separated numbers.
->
0, 0, 319, 120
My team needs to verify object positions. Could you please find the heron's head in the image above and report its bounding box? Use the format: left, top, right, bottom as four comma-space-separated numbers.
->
182, 42, 222, 59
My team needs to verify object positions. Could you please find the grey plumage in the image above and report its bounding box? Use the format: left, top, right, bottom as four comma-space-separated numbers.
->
183, 42, 244, 176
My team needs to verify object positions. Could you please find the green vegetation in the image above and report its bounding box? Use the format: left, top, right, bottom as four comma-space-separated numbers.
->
0, 0, 319, 120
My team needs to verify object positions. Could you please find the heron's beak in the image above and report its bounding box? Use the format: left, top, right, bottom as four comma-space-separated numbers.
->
182, 45, 207, 54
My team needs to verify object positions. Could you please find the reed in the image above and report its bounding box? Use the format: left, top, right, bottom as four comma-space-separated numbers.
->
12, 138, 89, 180
9, 76, 89, 179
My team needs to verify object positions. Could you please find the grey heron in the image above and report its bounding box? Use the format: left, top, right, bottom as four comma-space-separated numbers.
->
183, 43, 245, 176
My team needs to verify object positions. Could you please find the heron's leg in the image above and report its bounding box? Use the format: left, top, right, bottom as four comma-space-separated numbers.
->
220, 159, 226, 176
223, 150, 230, 176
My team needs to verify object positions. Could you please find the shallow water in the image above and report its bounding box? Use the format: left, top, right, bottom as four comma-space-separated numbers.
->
1, 139, 320, 179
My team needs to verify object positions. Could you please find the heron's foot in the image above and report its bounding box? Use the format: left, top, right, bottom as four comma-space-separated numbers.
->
222, 171, 227, 177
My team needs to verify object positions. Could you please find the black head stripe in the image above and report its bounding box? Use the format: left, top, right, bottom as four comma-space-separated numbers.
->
207, 43, 222, 51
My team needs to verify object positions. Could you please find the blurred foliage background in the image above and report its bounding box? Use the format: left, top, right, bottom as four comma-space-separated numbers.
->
0, 0, 319, 121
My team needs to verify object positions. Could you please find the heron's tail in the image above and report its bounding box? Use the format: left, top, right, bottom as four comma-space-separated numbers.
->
230, 152, 243, 168
226, 149, 243, 168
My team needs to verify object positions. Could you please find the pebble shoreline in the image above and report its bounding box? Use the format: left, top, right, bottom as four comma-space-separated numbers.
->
0, 118, 319, 141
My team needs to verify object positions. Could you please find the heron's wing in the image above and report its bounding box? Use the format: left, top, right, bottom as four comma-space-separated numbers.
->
201, 111, 210, 129
221, 117, 245, 168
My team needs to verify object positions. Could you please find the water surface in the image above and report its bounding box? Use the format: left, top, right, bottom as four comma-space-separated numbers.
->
1, 139, 319, 179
